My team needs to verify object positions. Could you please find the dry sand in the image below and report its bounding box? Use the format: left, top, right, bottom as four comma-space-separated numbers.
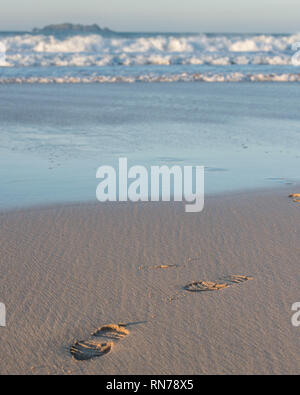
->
1, 187, 300, 375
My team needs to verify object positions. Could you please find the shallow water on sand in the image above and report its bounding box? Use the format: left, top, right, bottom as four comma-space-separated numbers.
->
1, 82, 300, 209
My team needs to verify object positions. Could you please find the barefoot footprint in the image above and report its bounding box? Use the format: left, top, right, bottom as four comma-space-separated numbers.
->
70, 324, 130, 361
184, 275, 253, 293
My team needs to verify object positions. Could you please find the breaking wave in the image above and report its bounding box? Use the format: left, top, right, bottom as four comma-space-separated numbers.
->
1, 32, 300, 82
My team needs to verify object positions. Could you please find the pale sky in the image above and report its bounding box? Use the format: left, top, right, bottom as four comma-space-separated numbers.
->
1, 0, 300, 32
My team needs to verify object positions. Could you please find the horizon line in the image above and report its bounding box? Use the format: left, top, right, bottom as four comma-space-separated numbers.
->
0, 27, 299, 35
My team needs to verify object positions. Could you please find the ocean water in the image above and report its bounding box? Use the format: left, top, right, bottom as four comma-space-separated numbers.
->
0, 82, 300, 210
1, 31, 300, 83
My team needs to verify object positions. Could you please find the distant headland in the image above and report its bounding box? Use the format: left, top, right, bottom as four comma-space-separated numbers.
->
32, 23, 114, 34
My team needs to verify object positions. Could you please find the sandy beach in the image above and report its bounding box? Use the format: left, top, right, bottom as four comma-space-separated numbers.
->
1, 187, 300, 375
2, 0, 300, 379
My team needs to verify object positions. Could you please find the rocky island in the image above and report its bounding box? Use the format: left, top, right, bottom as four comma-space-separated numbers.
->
32, 23, 113, 34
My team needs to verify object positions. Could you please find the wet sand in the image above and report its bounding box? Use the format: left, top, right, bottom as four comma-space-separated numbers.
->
1, 187, 300, 374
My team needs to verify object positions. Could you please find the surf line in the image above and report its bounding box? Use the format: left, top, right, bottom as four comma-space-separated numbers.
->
96, 157, 204, 213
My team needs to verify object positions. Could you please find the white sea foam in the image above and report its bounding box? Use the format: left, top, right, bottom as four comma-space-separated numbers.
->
0, 33, 299, 67
1, 32, 300, 82
0, 72, 299, 84
1, 51, 296, 67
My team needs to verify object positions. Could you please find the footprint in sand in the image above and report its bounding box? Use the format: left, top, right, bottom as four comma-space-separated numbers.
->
92, 324, 129, 339
185, 281, 229, 292
223, 274, 253, 284
70, 324, 130, 361
154, 264, 178, 269
138, 264, 179, 271
70, 340, 113, 361
289, 193, 300, 203
184, 275, 253, 293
